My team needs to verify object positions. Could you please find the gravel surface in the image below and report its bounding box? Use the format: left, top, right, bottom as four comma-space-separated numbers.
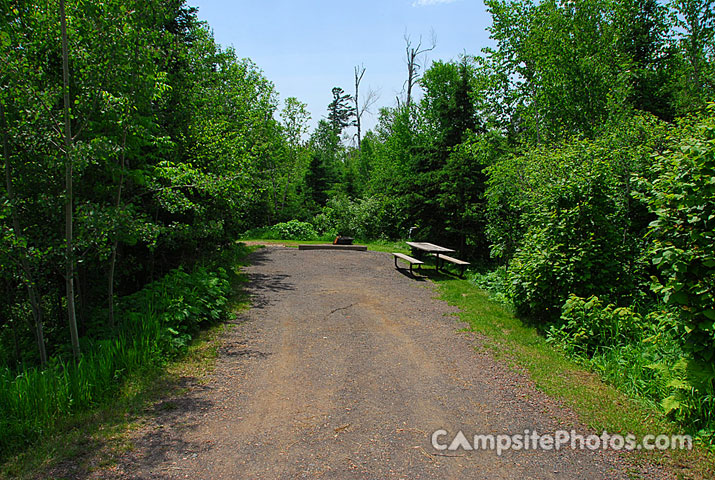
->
94, 246, 666, 479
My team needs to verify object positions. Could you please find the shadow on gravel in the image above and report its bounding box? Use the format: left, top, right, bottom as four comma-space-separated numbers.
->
112, 381, 216, 479
220, 339, 271, 359
419, 268, 459, 282
394, 267, 428, 281
243, 246, 296, 309
245, 272, 294, 310
243, 246, 274, 266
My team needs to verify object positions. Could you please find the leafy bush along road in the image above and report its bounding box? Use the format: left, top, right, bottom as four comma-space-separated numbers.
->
91, 246, 668, 479
0, 257, 235, 460
480, 112, 715, 439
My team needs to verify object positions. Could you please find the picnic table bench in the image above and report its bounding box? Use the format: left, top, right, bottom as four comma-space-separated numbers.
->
404, 241, 470, 277
405, 242, 454, 270
392, 252, 423, 276
433, 254, 470, 277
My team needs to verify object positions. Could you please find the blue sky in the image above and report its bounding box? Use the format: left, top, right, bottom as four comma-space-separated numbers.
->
188, 0, 494, 136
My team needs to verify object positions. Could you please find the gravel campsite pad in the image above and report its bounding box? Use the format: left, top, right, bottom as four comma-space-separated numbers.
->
94, 245, 667, 479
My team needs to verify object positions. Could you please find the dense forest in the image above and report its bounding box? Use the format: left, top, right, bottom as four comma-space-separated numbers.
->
1, 0, 714, 457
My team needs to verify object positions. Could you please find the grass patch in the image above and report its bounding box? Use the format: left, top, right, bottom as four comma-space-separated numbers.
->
1, 325, 230, 479
0, 247, 254, 479
238, 238, 412, 255
427, 272, 715, 479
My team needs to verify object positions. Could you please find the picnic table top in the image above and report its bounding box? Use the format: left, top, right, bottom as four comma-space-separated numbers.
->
405, 241, 455, 253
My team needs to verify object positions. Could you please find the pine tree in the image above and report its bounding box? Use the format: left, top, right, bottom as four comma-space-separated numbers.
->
327, 87, 356, 134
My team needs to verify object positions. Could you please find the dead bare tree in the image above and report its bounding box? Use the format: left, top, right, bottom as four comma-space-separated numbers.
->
404, 33, 436, 108
354, 65, 365, 150
353, 64, 380, 150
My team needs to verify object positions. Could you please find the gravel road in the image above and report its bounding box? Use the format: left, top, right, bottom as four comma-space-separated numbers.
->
101, 245, 664, 479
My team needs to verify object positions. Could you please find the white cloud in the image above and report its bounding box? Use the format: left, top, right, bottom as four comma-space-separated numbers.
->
412, 0, 458, 6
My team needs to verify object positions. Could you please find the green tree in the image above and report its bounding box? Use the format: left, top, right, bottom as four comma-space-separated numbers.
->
639, 110, 715, 362
306, 120, 343, 207
59, 0, 80, 361
275, 97, 311, 218
614, 0, 675, 120
486, 116, 669, 320
669, 0, 715, 113
420, 59, 477, 157
327, 87, 356, 135
0, 0, 287, 370
484, 0, 627, 142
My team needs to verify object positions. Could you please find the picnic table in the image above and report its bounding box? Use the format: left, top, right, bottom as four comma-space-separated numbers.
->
405, 242, 455, 271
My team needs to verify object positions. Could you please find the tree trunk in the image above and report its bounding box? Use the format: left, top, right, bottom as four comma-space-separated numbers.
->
150, 242, 156, 283
689, 7, 701, 92
406, 48, 416, 108
280, 166, 291, 214
32, 301, 47, 365
75, 268, 84, 326
108, 240, 118, 328
354, 66, 365, 150
1, 101, 48, 366
60, 0, 80, 361
270, 171, 279, 222
404, 35, 435, 109
108, 128, 127, 329
11, 315, 21, 369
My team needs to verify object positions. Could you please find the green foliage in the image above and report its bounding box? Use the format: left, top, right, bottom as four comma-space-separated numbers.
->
313, 195, 403, 239
327, 87, 356, 134
0, 264, 231, 458
243, 220, 319, 241
648, 357, 715, 437
668, 0, 715, 114
118, 267, 230, 356
613, 0, 675, 120
494, 117, 668, 319
469, 266, 510, 305
638, 110, 715, 362
269, 220, 318, 240
363, 58, 490, 252
547, 295, 715, 437
544, 292, 715, 439
0, 0, 281, 372
304, 120, 345, 208
549, 295, 648, 357
484, 0, 623, 141
420, 59, 477, 151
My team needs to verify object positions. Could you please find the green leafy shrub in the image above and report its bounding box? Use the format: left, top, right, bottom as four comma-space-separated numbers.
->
469, 266, 510, 306
242, 220, 319, 240
313, 194, 403, 239
549, 296, 715, 439
119, 266, 230, 356
506, 156, 641, 320
0, 265, 231, 458
270, 220, 318, 240
638, 110, 715, 363
648, 357, 715, 438
491, 117, 667, 320
548, 295, 649, 357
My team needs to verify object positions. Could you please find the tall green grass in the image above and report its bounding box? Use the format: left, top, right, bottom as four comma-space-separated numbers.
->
0, 261, 233, 459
